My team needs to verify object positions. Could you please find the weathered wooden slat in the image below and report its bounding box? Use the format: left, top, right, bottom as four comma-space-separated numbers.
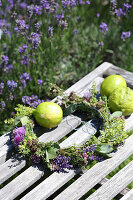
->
87, 161, 133, 200
104, 65, 133, 88
99, 178, 130, 196
0, 165, 45, 200
65, 62, 113, 95
52, 134, 133, 200
0, 131, 10, 148
0, 143, 12, 165
0, 155, 26, 184
121, 188, 133, 200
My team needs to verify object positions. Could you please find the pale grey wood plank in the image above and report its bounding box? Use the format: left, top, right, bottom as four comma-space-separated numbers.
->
53, 133, 133, 200
121, 188, 133, 200
105, 65, 133, 88
99, 178, 130, 196
0, 155, 26, 184
65, 62, 112, 95
87, 160, 133, 200
0, 132, 10, 148
0, 165, 45, 200
0, 144, 12, 165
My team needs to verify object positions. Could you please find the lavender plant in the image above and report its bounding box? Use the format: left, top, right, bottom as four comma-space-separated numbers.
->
0, 0, 133, 134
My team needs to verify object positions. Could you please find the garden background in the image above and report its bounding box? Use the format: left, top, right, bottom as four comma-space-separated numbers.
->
0, 0, 133, 134
0, 0, 133, 195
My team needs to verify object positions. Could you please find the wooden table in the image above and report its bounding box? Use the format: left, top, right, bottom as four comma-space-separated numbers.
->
0, 62, 133, 200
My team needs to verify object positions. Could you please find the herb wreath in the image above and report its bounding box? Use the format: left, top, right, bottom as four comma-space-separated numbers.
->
5, 83, 131, 173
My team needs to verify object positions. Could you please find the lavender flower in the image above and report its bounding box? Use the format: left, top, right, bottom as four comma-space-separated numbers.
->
99, 22, 108, 33
0, 82, 4, 94
22, 95, 44, 108
7, 80, 17, 91
115, 8, 124, 17
20, 55, 30, 66
121, 31, 131, 40
48, 26, 54, 37
1, 55, 9, 65
19, 72, 32, 88
0, 101, 6, 111
28, 32, 41, 48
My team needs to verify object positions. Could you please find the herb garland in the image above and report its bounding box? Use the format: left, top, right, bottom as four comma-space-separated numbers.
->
5, 84, 131, 172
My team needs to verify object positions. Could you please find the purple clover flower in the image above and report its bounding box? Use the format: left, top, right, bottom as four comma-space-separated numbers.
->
121, 31, 131, 40
12, 127, 26, 148
52, 154, 73, 172
7, 80, 17, 91
99, 22, 109, 33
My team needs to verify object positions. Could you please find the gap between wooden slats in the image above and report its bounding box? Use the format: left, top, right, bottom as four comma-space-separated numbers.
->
20, 115, 133, 200
121, 188, 133, 200
87, 160, 133, 200
1, 76, 103, 198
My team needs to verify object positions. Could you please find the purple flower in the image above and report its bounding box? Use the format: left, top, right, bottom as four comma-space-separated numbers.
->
48, 26, 54, 37
13, 134, 24, 147
22, 95, 44, 108
97, 13, 100, 18
31, 154, 42, 164
38, 79, 43, 85
0, 101, 6, 111
13, 127, 26, 137
121, 31, 131, 40
12, 127, 26, 147
123, 3, 132, 12
14, 19, 29, 35
74, 29, 78, 35
115, 8, 124, 17
84, 91, 91, 101
19, 72, 32, 88
0, 82, 4, 94
20, 2, 27, 9
28, 32, 41, 48
7, 80, 17, 91
20, 55, 30, 66
99, 22, 108, 33
51, 154, 73, 172
1, 55, 9, 65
